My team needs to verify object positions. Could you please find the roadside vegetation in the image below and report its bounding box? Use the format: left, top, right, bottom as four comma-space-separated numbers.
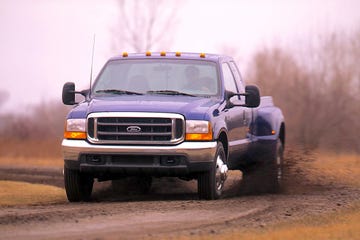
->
176, 202, 360, 240
247, 30, 360, 153
308, 151, 360, 187
0, 181, 66, 206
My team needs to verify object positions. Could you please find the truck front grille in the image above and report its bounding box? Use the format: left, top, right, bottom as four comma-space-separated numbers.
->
87, 112, 184, 145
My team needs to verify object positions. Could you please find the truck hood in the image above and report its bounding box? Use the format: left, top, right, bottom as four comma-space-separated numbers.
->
80, 95, 221, 120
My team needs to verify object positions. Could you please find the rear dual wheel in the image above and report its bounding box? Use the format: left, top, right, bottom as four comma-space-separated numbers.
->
241, 139, 284, 194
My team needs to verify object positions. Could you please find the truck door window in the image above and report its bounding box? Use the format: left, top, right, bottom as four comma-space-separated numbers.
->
222, 63, 238, 93
229, 61, 245, 93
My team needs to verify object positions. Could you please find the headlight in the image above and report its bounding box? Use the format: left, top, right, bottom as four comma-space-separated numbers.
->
64, 119, 86, 139
185, 120, 212, 141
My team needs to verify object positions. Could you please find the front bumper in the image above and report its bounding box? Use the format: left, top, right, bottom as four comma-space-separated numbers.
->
62, 139, 217, 175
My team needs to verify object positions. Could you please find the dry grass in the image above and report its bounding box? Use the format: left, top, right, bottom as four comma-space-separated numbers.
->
175, 202, 360, 240
0, 181, 66, 206
0, 156, 63, 167
306, 152, 360, 187
0, 139, 62, 158
0, 139, 63, 167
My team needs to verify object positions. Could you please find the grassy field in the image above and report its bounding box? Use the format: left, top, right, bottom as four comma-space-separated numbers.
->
309, 151, 360, 187
0, 140, 65, 206
0, 181, 66, 206
0, 139, 63, 167
0, 156, 63, 167
174, 202, 360, 240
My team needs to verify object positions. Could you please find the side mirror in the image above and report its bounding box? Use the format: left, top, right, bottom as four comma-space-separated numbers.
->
62, 82, 89, 105
245, 85, 260, 108
62, 82, 76, 105
225, 85, 261, 109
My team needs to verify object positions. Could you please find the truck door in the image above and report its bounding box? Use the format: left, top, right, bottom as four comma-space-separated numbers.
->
228, 61, 252, 140
221, 62, 249, 162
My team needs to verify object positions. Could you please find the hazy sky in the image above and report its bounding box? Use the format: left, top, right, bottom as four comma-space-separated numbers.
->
1, 0, 359, 113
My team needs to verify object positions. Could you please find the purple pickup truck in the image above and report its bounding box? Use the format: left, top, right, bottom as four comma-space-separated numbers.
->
62, 52, 285, 201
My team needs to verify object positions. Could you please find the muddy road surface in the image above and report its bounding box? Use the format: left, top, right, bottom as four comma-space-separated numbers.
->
1, 149, 359, 240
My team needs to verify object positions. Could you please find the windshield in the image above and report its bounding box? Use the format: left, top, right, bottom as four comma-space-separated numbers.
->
92, 59, 220, 97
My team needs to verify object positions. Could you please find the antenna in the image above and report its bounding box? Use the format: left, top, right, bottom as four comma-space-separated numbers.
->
89, 34, 96, 96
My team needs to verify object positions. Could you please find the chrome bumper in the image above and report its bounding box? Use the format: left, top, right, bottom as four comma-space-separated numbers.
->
62, 139, 217, 163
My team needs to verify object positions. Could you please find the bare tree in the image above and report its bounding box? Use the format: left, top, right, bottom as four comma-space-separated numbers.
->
112, 0, 181, 52
247, 29, 360, 152
0, 101, 71, 158
0, 101, 70, 141
0, 90, 9, 109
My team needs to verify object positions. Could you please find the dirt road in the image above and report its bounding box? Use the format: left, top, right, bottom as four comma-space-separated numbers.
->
1, 148, 359, 240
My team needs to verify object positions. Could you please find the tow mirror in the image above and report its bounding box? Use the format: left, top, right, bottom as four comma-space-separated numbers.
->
62, 82, 76, 105
225, 85, 260, 109
62, 82, 88, 105
245, 85, 260, 108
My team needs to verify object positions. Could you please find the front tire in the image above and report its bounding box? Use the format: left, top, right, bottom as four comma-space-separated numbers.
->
198, 142, 227, 200
64, 166, 94, 202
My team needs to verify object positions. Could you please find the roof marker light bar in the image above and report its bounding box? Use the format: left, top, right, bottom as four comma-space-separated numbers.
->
122, 52, 128, 57
160, 51, 166, 56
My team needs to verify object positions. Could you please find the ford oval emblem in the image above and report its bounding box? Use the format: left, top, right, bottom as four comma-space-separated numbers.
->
126, 126, 142, 133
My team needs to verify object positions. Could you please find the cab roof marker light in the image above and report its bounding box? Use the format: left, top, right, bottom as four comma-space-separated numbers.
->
160, 51, 166, 56
200, 53, 206, 58
122, 52, 128, 57
146, 51, 151, 56
175, 52, 181, 57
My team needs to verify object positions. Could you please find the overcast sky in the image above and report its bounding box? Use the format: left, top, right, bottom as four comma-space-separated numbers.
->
1, 0, 359, 113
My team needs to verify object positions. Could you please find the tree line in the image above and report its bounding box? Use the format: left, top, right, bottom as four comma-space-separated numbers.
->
247, 30, 360, 153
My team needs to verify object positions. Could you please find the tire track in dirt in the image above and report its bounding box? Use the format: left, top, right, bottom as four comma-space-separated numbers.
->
0, 203, 268, 240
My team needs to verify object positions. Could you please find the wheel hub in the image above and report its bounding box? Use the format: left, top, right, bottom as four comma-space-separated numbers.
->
216, 156, 228, 187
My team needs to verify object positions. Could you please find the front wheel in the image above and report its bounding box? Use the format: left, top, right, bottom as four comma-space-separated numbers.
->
198, 142, 227, 200
64, 166, 94, 202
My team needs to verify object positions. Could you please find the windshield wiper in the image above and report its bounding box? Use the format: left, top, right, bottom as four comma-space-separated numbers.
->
95, 89, 143, 95
147, 90, 196, 97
